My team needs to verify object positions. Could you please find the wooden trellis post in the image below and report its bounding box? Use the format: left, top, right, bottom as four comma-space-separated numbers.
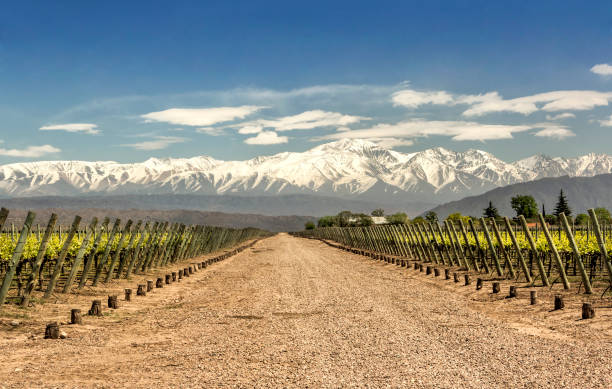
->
21, 213, 58, 306
588, 208, 612, 290
503, 217, 532, 283
44, 215, 82, 299
479, 218, 503, 277
538, 213, 570, 289
92, 218, 121, 286
519, 215, 550, 287
458, 219, 478, 272
468, 218, 490, 273
104, 219, 134, 283
490, 218, 516, 278
0, 211, 35, 307
62, 217, 98, 293
79, 217, 110, 288
559, 213, 592, 294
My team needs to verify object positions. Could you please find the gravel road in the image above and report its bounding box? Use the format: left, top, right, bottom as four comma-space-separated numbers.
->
1, 233, 611, 388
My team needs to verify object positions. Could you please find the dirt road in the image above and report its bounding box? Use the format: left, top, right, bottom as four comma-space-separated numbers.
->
1, 233, 611, 388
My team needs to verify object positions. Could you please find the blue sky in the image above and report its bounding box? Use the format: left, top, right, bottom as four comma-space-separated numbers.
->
1, 0, 612, 163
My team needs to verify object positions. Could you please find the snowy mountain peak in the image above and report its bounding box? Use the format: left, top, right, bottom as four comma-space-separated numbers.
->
0, 139, 610, 204
312, 138, 380, 153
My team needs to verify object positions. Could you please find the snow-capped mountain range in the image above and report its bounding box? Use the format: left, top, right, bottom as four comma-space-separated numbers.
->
0, 139, 611, 204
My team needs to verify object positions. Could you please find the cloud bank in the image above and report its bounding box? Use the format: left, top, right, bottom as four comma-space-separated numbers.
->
122, 136, 187, 150
40, 123, 99, 135
0, 143, 61, 157
141, 106, 264, 126
591, 63, 612, 76
244, 131, 288, 145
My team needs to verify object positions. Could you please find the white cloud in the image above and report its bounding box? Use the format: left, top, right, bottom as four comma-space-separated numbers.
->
368, 138, 414, 148
591, 63, 612, 76
460, 90, 612, 116
237, 125, 263, 134
0, 143, 60, 158
196, 127, 225, 136
141, 106, 264, 126
545, 113, 576, 121
533, 126, 575, 140
121, 136, 187, 150
599, 114, 612, 126
39, 123, 99, 135
236, 110, 369, 132
317, 119, 533, 142
244, 131, 288, 145
393, 87, 612, 117
392, 89, 453, 108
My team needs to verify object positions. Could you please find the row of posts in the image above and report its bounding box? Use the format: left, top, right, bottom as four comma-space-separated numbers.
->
0, 208, 268, 308
298, 209, 612, 295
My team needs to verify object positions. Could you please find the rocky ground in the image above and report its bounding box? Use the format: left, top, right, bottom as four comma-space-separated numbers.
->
1, 233, 611, 388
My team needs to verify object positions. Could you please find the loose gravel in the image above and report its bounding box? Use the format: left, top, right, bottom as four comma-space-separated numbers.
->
0, 233, 611, 388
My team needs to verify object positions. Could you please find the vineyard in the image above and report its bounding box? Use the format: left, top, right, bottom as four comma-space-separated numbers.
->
295, 209, 612, 295
0, 208, 271, 307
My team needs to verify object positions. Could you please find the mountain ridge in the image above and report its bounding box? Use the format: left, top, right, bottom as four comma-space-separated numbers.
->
0, 139, 611, 204
427, 173, 612, 219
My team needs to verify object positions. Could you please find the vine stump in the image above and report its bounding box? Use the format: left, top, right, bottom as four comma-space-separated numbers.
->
508, 286, 517, 298
88, 300, 102, 316
70, 309, 82, 325
554, 295, 565, 310
108, 295, 118, 309
582, 303, 595, 319
492, 282, 500, 294
44, 322, 60, 339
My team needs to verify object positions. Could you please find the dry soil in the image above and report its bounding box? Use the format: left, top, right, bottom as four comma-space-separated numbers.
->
1, 233, 611, 388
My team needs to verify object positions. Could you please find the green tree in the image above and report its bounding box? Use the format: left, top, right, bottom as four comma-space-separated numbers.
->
594, 207, 611, 223
575, 213, 589, 225
554, 189, 571, 217
304, 221, 315, 230
544, 214, 557, 225
411, 216, 426, 224
336, 210, 353, 227
356, 214, 374, 226
483, 201, 500, 218
447, 212, 470, 224
386, 212, 408, 225
371, 208, 385, 217
510, 195, 538, 219
424, 211, 438, 224
317, 216, 336, 227
446, 212, 463, 222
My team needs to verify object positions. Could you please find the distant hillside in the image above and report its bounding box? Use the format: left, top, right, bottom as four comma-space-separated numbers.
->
0, 208, 315, 232
0, 194, 431, 217
428, 174, 612, 219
